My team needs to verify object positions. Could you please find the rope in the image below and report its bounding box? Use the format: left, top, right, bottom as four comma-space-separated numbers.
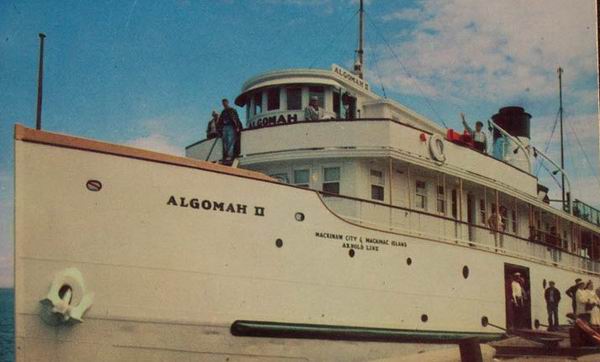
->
364, 11, 448, 128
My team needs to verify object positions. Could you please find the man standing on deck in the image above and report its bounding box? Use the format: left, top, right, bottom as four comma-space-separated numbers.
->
511, 272, 525, 329
545, 281, 561, 331
304, 96, 324, 121
566, 278, 583, 315
461, 113, 488, 153
217, 98, 243, 165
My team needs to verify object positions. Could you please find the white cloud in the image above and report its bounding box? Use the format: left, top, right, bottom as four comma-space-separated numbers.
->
375, 0, 597, 103
124, 116, 188, 156
126, 133, 183, 156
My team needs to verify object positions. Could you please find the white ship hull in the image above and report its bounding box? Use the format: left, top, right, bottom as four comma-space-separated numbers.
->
14, 126, 596, 361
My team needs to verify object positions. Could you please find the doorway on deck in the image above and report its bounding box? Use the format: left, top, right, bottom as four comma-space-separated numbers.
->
504, 263, 532, 330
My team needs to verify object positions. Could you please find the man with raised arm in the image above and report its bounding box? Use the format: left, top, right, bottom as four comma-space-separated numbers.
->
461, 112, 488, 153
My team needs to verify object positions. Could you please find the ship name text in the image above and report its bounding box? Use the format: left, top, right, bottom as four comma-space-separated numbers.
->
248, 113, 298, 129
167, 196, 265, 217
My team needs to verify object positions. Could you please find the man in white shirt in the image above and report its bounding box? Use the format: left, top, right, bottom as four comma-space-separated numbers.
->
510, 272, 527, 329
461, 113, 488, 153
304, 96, 324, 121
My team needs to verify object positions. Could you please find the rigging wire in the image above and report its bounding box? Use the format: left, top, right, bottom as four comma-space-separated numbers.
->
365, 32, 387, 98
539, 161, 563, 190
534, 108, 560, 176
566, 118, 600, 190
364, 11, 448, 128
308, 10, 359, 69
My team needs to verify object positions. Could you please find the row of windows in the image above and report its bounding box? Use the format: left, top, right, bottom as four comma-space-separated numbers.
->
271, 167, 520, 235
270, 166, 340, 193
250, 86, 325, 116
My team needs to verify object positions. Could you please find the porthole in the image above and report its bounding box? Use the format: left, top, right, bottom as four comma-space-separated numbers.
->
534, 319, 540, 329
295, 212, 305, 222
275, 238, 283, 248
349, 249, 355, 258
481, 316, 489, 327
406, 257, 412, 265
421, 314, 428, 322
543, 279, 547, 289
86, 179, 102, 192
462, 265, 469, 279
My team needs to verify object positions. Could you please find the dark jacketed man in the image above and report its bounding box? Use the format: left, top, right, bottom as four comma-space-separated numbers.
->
544, 281, 561, 331
217, 99, 243, 164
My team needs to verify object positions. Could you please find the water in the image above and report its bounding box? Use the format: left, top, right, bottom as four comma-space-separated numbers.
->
0, 289, 14, 362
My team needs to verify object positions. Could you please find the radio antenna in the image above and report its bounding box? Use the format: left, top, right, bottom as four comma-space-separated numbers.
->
35, 33, 46, 130
353, 0, 365, 79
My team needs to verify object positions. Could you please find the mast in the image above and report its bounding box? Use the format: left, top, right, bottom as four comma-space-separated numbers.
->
35, 33, 46, 130
558, 67, 565, 211
354, 0, 364, 79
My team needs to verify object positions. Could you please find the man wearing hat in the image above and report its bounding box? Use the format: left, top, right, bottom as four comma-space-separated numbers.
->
304, 96, 324, 121
566, 278, 583, 315
544, 281, 561, 331
510, 272, 525, 328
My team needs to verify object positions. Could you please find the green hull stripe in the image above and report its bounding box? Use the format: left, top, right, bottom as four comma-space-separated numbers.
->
231, 320, 504, 344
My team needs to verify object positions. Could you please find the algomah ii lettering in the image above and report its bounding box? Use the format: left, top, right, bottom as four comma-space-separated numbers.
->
167, 195, 265, 216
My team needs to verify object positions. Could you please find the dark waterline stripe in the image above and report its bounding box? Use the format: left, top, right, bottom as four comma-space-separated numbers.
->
231, 320, 504, 344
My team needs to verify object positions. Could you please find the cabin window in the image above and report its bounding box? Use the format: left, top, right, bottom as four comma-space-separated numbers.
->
287, 88, 302, 110
270, 173, 289, 184
293, 169, 310, 188
309, 86, 325, 108
436, 185, 445, 214
253, 92, 262, 115
415, 180, 427, 210
479, 199, 486, 225
370, 169, 384, 201
323, 167, 340, 194
267, 88, 280, 111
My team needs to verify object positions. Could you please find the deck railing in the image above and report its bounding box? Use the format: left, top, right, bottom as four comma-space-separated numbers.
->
319, 191, 600, 275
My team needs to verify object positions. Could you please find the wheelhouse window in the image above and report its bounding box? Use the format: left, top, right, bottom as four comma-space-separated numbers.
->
436, 185, 445, 214
270, 173, 289, 184
253, 92, 262, 115
370, 169, 384, 201
293, 169, 310, 188
286, 88, 302, 110
267, 88, 280, 111
415, 180, 427, 210
323, 167, 340, 194
479, 199, 486, 225
309, 86, 325, 108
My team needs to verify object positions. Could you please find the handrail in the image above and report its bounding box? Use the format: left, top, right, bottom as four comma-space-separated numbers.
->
531, 145, 572, 214
488, 118, 532, 173
318, 190, 596, 261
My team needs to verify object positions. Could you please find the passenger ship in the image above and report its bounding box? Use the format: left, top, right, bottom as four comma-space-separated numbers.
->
14, 2, 600, 361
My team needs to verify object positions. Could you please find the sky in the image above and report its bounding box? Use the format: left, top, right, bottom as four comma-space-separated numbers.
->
0, 0, 598, 287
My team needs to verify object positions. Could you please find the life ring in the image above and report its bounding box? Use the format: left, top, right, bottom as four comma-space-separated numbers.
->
428, 134, 446, 163
39, 267, 95, 326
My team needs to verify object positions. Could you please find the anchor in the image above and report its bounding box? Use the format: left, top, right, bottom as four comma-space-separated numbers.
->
39, 267, 95, 326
